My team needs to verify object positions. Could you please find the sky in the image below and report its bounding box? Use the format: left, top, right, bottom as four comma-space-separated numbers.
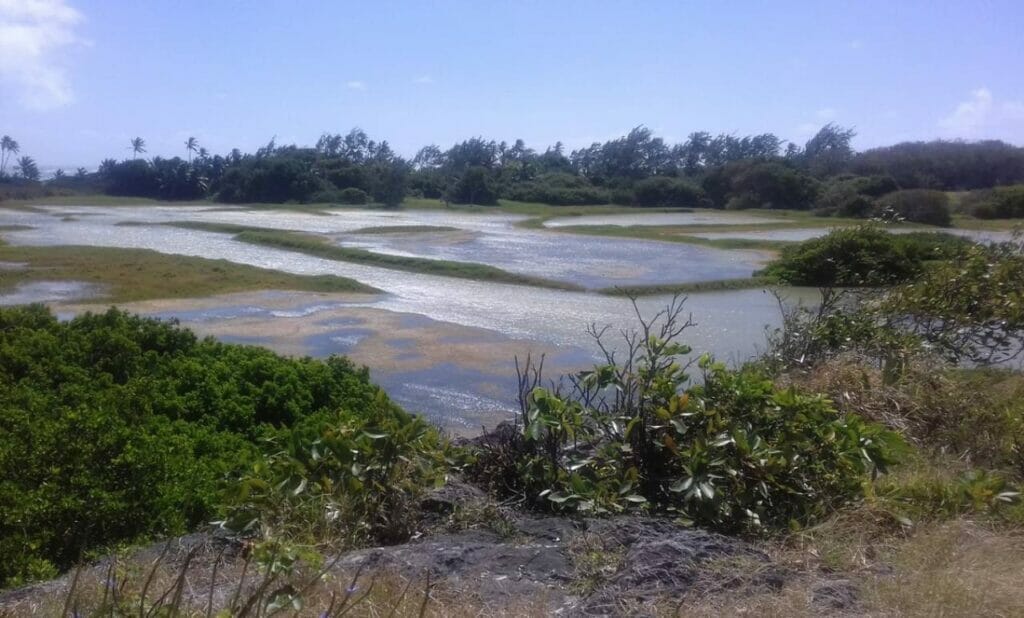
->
2, 0, 1023, 170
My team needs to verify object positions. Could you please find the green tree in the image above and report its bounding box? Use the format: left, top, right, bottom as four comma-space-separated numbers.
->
804, 123, 856, 177
184, 136, 199, 163
15, 156, 39, 181
0, 135, 19, 177
130, 136, 147, 160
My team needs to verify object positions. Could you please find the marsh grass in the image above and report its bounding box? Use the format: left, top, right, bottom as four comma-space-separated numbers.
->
349, 225, 460, 234
599, 276, 773, 296
0, 245, 376, 302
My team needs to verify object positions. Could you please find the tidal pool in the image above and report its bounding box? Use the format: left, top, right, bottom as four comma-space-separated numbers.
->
2, 205, 770, 289
1, 205, 816, 432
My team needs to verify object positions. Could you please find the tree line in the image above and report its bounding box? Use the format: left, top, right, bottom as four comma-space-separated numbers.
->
3, 126, 1024, 217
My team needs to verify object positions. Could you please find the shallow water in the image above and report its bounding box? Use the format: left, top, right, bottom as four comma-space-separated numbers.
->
0, 204, 817, 430
0, 280, 100, 306
2, 206, 769, 289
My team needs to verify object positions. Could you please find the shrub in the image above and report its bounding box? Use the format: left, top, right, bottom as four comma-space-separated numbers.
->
446, 166, 498, 205
632, 176, 705, 207
470, 298, 902, 533
0, 305, 415, 587
815, 174, 899, 217
883, 238, 1024, 364
312, 187, 369, 205
968, 185, 1024, 219
875, 189, 952, 226
221, 403, 448, 547
704, 160, 819, 210
760, 226, 924, 286
506, 173, 609, 205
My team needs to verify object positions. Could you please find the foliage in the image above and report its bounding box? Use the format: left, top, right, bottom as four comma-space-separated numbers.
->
875, 189, 952, 226
506, 172, 610, 206
883, 237, 1024, 364
470, 298, 903, 533
814, 174, 899, 216
966, 185, 1024, 219
853, 140, 1024, 190
703, 159, 819, 210
221, 403, 448, 547
760, 226, 924, 286
632, 176, 706, 207
0, 306, 409, 587
445, 166, 499, 205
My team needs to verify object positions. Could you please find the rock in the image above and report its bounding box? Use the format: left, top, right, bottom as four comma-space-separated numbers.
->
419, 477, 487, 514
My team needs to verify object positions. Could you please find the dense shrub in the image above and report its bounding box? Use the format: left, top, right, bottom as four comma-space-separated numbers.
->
0, 306, 417, 587
968, 185, 1024, 219
632, 176, 705, 207
312, 187, 369, 205
506, 172, 609, 205
815, 174, 899, 217
875, 189, 952, 226
760, 226, 925, 286
853, 140, 1024, 190
216, 157, 326, 203
222, 405, 447, 547
884, 239, 1024, 364
469, 300, 902, 533
446, 166, 499, 205
704, 160, 819, 210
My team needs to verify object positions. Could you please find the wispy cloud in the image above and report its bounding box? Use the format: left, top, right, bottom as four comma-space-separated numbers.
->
939, 88, 1024, 139
346, 80, 367, 91
849, 39, 863, 50
0, 0, 84, 110
815, 108, 837, 120
412, 75, 433, 85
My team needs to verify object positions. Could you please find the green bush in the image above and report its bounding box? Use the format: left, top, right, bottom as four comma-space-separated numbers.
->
883, 239, 1024, 364
632, 176, 705, 207
222, 404, 448, 547
875, 189, 952, 226
815, 174, 899, 217
312, 187, 369, 204
506, 172, 610, 206
0, 305, 412, 587
760, 226, 925, 286
969, 185, 1024, 219
471, 299, 903, 533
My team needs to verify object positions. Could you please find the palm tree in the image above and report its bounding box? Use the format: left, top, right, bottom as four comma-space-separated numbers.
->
130, 137, 147, 160
1, 135, 20, 176
15, 156, 39, 181
184, 137, 199, 163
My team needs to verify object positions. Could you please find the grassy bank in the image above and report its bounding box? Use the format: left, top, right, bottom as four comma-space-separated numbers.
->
598, 276, 774, 296
0, 244, 376, 302
234, 229, 581, 290
159, 221, 581, 290
349, 224, 460, 234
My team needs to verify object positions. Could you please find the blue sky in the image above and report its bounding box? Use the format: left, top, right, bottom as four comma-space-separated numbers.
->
2, 0, 1023, 169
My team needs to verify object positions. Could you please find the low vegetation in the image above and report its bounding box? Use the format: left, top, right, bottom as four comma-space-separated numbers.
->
0, 306, 445, 587
0, 244, 375, 302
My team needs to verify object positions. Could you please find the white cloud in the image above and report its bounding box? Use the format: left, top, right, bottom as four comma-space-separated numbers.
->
0, 0, 83, 110
849, 39, 863, 50
815, 108, 837, 120
346, 80, 366, 91
939, 88, 1024, 139
412, 75, 433, 85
